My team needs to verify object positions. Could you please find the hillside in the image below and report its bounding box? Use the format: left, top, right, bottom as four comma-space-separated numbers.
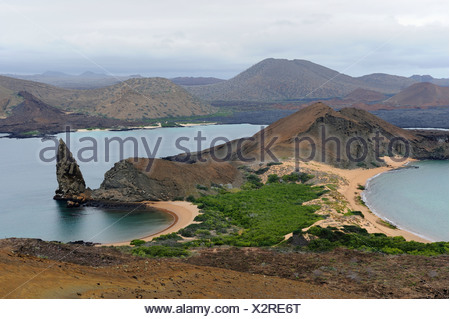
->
384, 82, 449, 107
0, 92, 141, 136
186, 58, 448, 102
170, 102, 448, 169
0, 86, 22, 118
0, 76, 216, 121
5, 238, 448, 299
344, 88, 388, 103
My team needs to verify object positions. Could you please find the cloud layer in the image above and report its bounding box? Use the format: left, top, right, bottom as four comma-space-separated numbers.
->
0, 0, 448, 78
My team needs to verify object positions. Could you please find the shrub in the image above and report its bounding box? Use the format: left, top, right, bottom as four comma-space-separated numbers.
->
245, 173, 263, 188
186, 195, 196, 202
306, 226, 448, 256
267, 162, 283, 166
344, 210, 364, 218
267, 174, 280, 184
299, 173, 314, 184
254, 167, 270, 175
196, 184, 209, 191
130, 239, 146, 246
152, 233, 182, 241
357, 184, 365, 190
190, 183, 324, 247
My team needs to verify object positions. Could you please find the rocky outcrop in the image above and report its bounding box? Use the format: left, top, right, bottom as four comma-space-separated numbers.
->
92, 158, 242, 202
54, 139, 87, 203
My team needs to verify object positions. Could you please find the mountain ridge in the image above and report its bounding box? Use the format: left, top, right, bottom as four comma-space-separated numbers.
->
186, 58, 448, 102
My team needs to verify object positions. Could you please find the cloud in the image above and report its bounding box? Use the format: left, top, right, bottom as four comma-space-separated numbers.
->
0, 0, 447, 78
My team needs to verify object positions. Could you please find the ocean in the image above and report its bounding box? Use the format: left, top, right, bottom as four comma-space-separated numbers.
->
363, 160, 449, 242
0, 124, 263, 243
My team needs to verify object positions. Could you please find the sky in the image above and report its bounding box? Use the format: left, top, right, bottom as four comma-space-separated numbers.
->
0, 0, 448, 79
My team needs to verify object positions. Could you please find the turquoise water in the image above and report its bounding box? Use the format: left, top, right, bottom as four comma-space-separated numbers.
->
0, 124, 263, 243
363, 161, 449, 242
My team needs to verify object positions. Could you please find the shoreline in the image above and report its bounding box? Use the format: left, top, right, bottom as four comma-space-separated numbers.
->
361, 169, 437, 243
75, 122, 217, 133
304, 158, 431, 243
101, 201, 200, 246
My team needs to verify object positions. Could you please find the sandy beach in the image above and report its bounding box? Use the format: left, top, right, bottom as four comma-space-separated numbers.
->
103, 201, 200, 246
305, 158, 429, 242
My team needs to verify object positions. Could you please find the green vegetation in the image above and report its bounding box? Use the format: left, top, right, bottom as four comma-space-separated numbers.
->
267, 162, 283, 166
356, 195, 367, 207
20, 130, 40, 136
304, 226, 448, 256
371, 162, 380, 167
132, 245, 189, 257
377, 219, 398, 229
242, 173, 264, 189
267, 174, 280, 183
196, 184, 209, 191
357, 184, 365, 190
265, 172, 315, 185
282, 172, 314, 184
85, 127, 106, 131
130, 239, 146, 246
344, 210, 364, 218
254, 166, 270, 175
182, 183, 324, 247
186, 195, 196, 202
152, 233, 183, 242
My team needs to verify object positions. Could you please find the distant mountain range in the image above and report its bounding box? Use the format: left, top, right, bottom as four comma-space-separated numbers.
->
0, 58, 448, 131
0, 76, 215, 120
279, 82, 449, 112
185, 58, 449, 101
2, 71, 142, 89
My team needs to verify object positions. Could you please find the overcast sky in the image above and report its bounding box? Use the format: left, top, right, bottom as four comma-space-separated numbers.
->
0, 0, 448, 78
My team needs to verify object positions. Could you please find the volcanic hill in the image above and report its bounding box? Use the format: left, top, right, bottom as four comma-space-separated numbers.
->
186, 58, 448, 102
0, 75, 216, 121
384, 82, 449, 107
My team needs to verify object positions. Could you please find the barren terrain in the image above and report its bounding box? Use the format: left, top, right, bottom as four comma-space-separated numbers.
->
0, 239, 447, 299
